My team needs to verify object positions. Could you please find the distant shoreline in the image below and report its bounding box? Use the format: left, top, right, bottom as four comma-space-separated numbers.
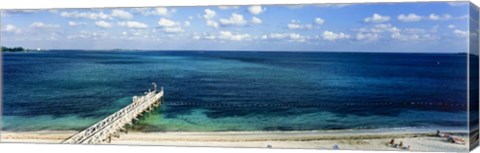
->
1, 46, 41, 52
1, 49, 470, 55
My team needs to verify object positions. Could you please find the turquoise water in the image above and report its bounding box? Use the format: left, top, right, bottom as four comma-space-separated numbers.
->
2, 51, 468, 132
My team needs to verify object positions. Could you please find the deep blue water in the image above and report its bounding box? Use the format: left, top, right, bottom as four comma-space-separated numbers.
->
1, 51, 469, 132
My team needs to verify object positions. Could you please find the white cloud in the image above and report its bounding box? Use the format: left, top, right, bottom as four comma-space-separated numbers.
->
30, 22, 60, 29
428, 14, 440, 20
218, 31, 251, 41
158, 18, 179, 27
118, 21, 148, 29
67, 30, 108, 40
356, 23, 438, 42
262, 33, 289, 40
155, 8, 169, 16
364, 13, 390, 23
163, 27, 184, 33
287, 20, 313, 30
68, 21, 76, 26
356, 33, 379, 41
315, 18, 325, 25
191, 34, 202, 40
322, 31, 351, 41
204, 35, 216, 40
374, 24, 400, 33
442, 14, 453, 20
287, 18, 324, 30
68, 21, 86, 27
398, 13, 422, 22
206, 20, 219, 29
428, 14, 452, 21
60, 11, 111, 20
288, 33, 307, 42
132, 7, 175, 16
453, 29, 468, 37
248, 5, 265, 15
119, 30, 157, 40
288, 22, 300, 29
391, 32, 419, 41
261, 33, 308, 42
155, 7, 176, 16
359, 24, 400, 33
193, 31, 253, 41
391, 28, 438, 41
203, 9, 219, 29
251, 17, 262, 24
219, 13, 247, 26
157, 18, 184, 33
192, 33, 217, 40
355, 24, 399, 42
203, 9, 216, 19
111, 9, 133, 20
448, 25, 456, 29
5, 24, 18, 32
218, 6, 239, 10
191, 32, 216, 40
184, 21, 191, 27
95, 21, 112, 28
131, 8, 149, 14
2, 24, 21, 33
403, 28, 426, 34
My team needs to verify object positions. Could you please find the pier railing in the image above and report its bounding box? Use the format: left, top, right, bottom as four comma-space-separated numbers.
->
62, 87, 164, 144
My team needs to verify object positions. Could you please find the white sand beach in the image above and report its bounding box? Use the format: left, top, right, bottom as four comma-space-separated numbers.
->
0, 129, 469, 152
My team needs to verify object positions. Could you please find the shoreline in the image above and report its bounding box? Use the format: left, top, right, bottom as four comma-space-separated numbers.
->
1, 129, 469, 152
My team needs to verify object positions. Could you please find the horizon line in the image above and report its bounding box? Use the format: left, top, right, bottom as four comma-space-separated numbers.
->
37, 49, 468, 54
1, 46, 468, 54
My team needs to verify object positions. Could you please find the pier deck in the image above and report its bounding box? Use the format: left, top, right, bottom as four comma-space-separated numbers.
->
62, 85, 164, 144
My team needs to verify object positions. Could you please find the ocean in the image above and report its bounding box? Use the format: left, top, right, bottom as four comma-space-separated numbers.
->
1, 51, 469, 132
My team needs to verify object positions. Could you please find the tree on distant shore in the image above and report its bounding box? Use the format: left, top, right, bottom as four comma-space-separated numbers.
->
1, 46, 26, 52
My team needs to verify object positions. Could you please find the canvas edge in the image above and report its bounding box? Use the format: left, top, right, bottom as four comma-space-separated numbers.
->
0, 1, 476, 152
0, 0, 471, 11
468, 1, 480, 152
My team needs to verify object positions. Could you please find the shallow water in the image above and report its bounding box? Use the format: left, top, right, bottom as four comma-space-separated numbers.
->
1, 51, 468, 132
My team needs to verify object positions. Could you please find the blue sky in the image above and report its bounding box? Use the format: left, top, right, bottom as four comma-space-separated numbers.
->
0, 2, 472, 52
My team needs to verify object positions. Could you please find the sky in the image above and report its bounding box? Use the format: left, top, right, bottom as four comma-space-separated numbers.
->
0, 2, 473, 53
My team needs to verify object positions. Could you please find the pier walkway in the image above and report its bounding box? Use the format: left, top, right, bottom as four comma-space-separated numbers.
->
62, 84, 164, 144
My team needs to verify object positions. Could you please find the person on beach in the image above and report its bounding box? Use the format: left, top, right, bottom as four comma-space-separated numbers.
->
448, 136, 466, 144
399, 145, 411, 150
389, 139, 395, 146
437, 130, 451, 138
399, 141, 403, 148
333, 144, 339, 150
401, 145, 411, 150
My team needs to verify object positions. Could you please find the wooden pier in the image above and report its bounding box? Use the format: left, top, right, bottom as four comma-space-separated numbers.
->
62, 84, 164, 144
